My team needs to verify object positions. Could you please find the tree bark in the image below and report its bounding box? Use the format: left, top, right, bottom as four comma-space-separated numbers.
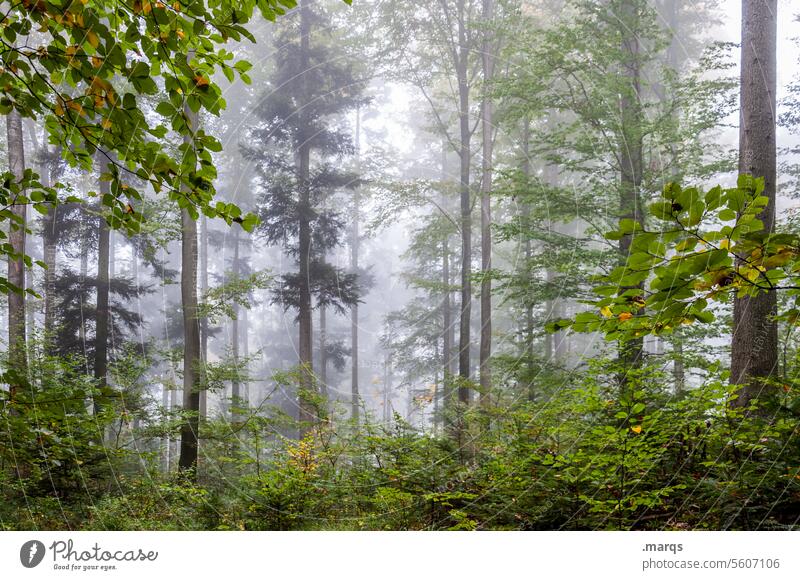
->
231, 224, 241, 420
478, 0, 495, 405
94, 153, 111, 413
731, 0, 778, 408
456, 0, 472, 404
179, 55, 201, 474
7, 109, 27, 391
200, 214, 209, 419
441, 139, 454, 412
42, 148, 58, 348
297, 0, 315, 433
319, 302, 327, 399
519, 121, 537, 402
351, 106, 361, 424
617, 1, 645, 384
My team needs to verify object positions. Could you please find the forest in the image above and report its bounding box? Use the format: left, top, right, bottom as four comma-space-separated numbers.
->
0, 0, 799, 532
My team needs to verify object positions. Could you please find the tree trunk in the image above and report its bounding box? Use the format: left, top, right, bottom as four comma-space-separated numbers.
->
241, 287, 250, 406
731, 0, 778, 408
7, 109, 27, 392
242, 235, 251, 406
297, 0, 315, 434
231, 224, 241, 420
479, 0, 495, 406
200, 214, 209, 419
617, 1, 645, 385
441, 139, 454, 412
519, 122, 537, 401
42, 149, 58, 347
456, 0, 472, 404
94, 153, 111, 414
351, 106, 361, 424
179, 63, 201, 474
319, 303, 327, 399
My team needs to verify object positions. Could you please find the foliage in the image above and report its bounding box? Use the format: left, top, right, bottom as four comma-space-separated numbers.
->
549, 176, 799, 344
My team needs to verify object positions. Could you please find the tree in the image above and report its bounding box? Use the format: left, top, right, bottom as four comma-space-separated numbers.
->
0, 1, 294, 273
178, 66, 201, 474
245, 0, 365, 432
94, 153, 111, 413
6, 109, 27, 390
479, 0, 496, 403
731, 0, 778, 407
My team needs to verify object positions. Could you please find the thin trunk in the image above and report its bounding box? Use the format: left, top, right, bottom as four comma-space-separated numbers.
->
242, 235, 251, 406
441, 139, 454, 412
457, 0, 472, 404
79, 215, 89, 370
161, 383, 170, 473
478, 0, 494, 407
351, 106, 361, 424
297, 0, 315, 434
169, 385, 177, 472
242, 294, 249, 406
673, 332, 685, 394
319, 303, 327, 399
94, 153, 111, 414
519, 122, 536, 401
618, 2, 645, 387
231, 224, 241, 420
42, 149, 58, 346
730, 0, 778, 408
7, 109, 27, 391
179, 53, 201, 474
433, 339, 440, 433
200, 214, 209, 419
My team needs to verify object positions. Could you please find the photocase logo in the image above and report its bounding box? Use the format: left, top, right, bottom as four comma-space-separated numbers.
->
20, 540, 46, 568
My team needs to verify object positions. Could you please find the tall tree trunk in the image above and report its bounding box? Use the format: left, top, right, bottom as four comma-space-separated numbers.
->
179, 62, 201, 474
441, 139, 454, 412
519, 122, 536, 402
200, 214, 209, 419
241, 287, 250, 406
242, 235, 251, 406
351, 106, 361, 424
162, 383, 170, 473
7, 109, 27, 391
42, 149, 58, 347
297, 0, 315, 434
456, 0, 472, 404
479, 0, 495, 406
617, 1, 645, 386
319, 303, 327, 399
94, 153, 111, 414
231, 225, 241, 420
79, 212, 89, 371
731, 0, 778, 407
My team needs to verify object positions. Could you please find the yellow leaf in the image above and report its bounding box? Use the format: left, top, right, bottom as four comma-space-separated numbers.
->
719, 238, 730, 250
92, 56, 103, 68
600, 306, 612, 318
101, 118, 112, 130
631, 425, 642, 434
618, 312, 633, 321
87, 31, 99, 49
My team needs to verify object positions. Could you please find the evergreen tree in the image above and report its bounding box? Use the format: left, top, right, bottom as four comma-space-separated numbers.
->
244, 0, 366, 430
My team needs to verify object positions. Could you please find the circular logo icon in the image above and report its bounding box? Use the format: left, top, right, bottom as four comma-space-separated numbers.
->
20, 540, 46, 568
